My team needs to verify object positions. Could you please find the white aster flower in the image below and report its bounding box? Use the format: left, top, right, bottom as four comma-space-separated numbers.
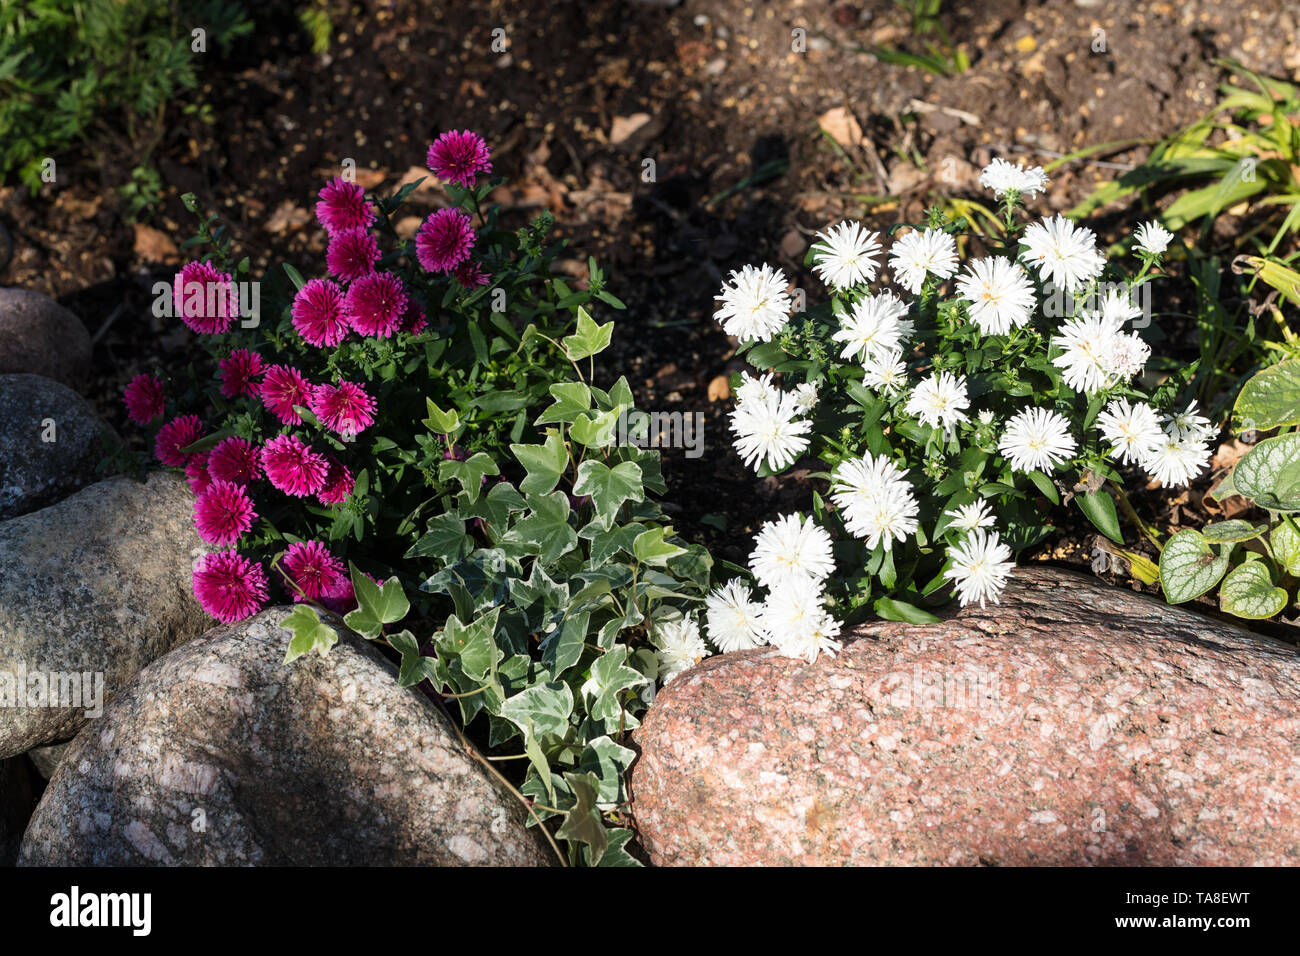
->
749, 513, 835, 590
943, 499, 997, 533
943, 530, 1015, 608
793, 381, 819, 413
905, 370, 970, 431
734, 370, 778, 407
831, 291, 911, 362
760, 575, 840, 662
1102, 331, 1150, 381
1094, 287, 1143, 325
1141, 434, 1211, 488
714, 263, 792, 342
1020, 214, 1106, 293
998, 407, 1077, 473
888, 227, 959, 295
730, 389, 812, 472
955, 256, 1037, 336
1164, 400, 1216, 444
1097, 398, 1164, 465
832, 452, 920, 548
653, 615, 710, 684
810, 220, 883, 291
979, 158, 1050, 199
1134, 220, 1174, 257
704, 580, 768, 653
1051, 311, 1125, 395
862, 348, 908, 394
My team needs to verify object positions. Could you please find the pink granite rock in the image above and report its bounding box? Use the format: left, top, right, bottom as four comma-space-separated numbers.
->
631, 566, 1300, 866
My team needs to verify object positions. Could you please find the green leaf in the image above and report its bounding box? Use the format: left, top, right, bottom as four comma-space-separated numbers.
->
438, 452, 499, 503
569, 408, 620, 447
1026, 470, 1060, 506
562, 306, 614, 360
283, 604, 339, 663
511, 432, 569, 495
632, 525, 687, 566
1200, 519, 1268, 544
535, 382, 592, 425
1234, 359, 1300, 431
540, 610, 590, 677
873, 596, 941, 625
1271, 519, 1300, 575
405, 512, 470, 561
1159, 529, 1230, 604
1219, 561, 1288, 620
573, 460, 643, 527
556, 772, 608, 864
343, 564, 410, 638
437, 608, 503, 684
501, 492, 578, 563
501, 681, 575, 739
422, 398, 461, 435
1233, 433, 1300, 511
1113, 547, 1160, 586
388, 630, 438, 687
584, 645, 650, 729
576, 735, 636, 809
588, 827, 640, 867
1076, 490, 1124, 545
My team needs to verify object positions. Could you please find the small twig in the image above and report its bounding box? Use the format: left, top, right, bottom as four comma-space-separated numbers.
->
91, 304, 127, 346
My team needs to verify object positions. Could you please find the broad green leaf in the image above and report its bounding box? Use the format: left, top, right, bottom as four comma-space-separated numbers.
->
422, 398, 460, 435
584, 645, 649, 728
570, 408, 620, 447
387, 630, 439, 687
540, 611, 590, 677
438, 452, 499, 503
873, 596, 941, 625
1026, 470, 1060, 506
1219, 561, 1288, 619
1159, 529, 1230, 603
573, 460, 643, 527
343, 565, 410, 638
1114, 547, 1160, 586
556, 772, 608, 864
1075, 489, 1124, 545
576, 736, 636, 809
501, 681, 575, 739
283, 604, 339, 663
1200, 519, 1268, 544
1271, 519, 1300, 575
535, 382, 592, 425
511, 432, 569, 495
405, 512, 470, 561
1234, 433, 1300, 510
501, 492, 578, 563
436, 608, 503, 684
562, 306, 614, 360
587, 827, 640, 867
632, 525, 687, 566
1234, 359, 1300, 431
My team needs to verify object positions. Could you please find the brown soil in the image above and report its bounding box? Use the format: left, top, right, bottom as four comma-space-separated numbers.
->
3, 0, 1299, 611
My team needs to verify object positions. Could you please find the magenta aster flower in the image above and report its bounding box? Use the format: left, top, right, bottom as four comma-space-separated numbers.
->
290, 278, 349, 348
185, 457, 212, 495
452, 260, 490, 289
207, 436, 263, 485
401, 301, 429, 335
317, 456, 355, 505
123, 373, 165, 425
193, 480, 257, 546
173, 261, 238, 334
260, 364, 313, 425
344, 272, 408, 337
260, 434, 328, 497
155, 414, 205, 468
193, 550, 268, 624
415, 209, 476, 274
310, 381, 377, 437
281, 540, 346, 601
426, 130, 493, 187
315, 176, 376, 236
325, 228, 380, 283
219, 349, 265, 399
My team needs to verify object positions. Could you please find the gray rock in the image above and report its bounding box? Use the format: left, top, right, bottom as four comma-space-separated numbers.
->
0, 374, 118, 519
20, 608, 557, 866
1, 757, 38, 866
0, 288, 92, 388
26, 740, 72, 781
0, 473, 210, 758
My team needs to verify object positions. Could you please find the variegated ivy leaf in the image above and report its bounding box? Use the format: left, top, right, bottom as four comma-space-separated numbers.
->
438, 451, 499, 503
1219, 560, 1288, 620
387, 629, 438, 688
577, 735, 637, 810
573, 459, 643, 529
511, 431, 568, 495
283, 604, 339, 663
343, 564, 410, 639
632, 525, 687, 566
556, 772, 608, 864
562, 306, 614, 360
535, 381, 592, 425
501, 491, 578, 563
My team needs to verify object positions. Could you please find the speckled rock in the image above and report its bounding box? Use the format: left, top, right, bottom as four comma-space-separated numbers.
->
0, 472, 210, 758
631, 566, 1300, 866
19, 608, 557, 866
26, 740, 73, 781
0, 288, 92, 388
1, 757, 38, 866
0, 374, 118, 519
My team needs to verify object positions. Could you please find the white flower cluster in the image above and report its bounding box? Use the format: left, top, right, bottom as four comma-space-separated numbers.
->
702, 158, 1210, 665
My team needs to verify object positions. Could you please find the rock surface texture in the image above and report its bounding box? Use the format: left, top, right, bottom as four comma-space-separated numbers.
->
631, 566, 1300, 866
0, 373, 118, 519
0, 288, 92, 388
0, 473, 210, 757
20, 608, 556, 866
